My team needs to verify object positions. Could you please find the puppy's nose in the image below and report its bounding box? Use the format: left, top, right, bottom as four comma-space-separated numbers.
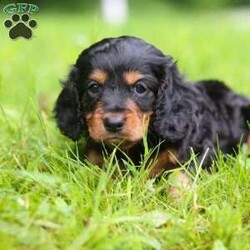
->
104, 114, 125, 133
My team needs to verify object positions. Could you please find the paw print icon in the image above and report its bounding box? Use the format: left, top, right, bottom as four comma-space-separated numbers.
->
4, 14, 37, 40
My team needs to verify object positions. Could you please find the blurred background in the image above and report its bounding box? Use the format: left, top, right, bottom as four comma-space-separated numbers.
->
1, 2, 250, 248
0, 0, 250, 114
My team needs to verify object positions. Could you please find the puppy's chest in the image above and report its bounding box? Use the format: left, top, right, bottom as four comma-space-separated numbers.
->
85, 140, 178, 177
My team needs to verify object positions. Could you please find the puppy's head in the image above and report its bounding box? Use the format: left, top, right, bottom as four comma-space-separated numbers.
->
55, 36, 180, 148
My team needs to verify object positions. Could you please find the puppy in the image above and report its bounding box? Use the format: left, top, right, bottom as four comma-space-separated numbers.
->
55, 36, 250, 178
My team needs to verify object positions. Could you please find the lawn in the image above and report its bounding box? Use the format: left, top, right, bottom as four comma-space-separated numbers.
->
0, 3, 250, 249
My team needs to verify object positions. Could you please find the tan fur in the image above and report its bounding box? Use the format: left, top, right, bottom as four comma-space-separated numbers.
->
85, 101, 107, 141
123, 71, 143, 85
86, 149, 104, 166
150, 150, 178, 178
89, 69, 107, 84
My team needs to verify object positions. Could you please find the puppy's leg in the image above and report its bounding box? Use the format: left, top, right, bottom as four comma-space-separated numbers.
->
85, 141, 104, 166
149, 149, 194, 199
168, 170, 193, 199
85, 141, 129, 177
247, 134, 250, 157
247, 133, 250, 148
149, 149, 178, 178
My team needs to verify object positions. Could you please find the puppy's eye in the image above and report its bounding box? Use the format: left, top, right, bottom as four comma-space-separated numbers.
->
87, 81, 101, 95
134, 82, 147, 95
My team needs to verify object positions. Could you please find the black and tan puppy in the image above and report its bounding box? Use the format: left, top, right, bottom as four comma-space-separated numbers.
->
55, 36, 250, 178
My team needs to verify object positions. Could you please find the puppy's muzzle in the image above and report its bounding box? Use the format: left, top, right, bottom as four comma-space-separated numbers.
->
103, 113, 125, 133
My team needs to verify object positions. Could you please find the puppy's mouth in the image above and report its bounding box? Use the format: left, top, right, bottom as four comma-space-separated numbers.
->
102, 134, 138, 149
86, 100, 152, 148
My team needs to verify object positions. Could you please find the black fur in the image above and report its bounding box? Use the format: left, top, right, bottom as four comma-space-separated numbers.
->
54, 67, 84, 140
55, 36, 250, 169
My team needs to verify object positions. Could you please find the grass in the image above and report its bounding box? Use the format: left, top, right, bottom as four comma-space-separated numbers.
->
0, 2, 250, 249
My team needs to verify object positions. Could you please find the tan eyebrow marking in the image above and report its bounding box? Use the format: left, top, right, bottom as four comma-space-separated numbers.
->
123, 71, 143, 85
89, 69, 108, 85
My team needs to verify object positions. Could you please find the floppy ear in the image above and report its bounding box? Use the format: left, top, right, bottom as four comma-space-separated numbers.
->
153, 56, 195, 142
54, 67, 84, 141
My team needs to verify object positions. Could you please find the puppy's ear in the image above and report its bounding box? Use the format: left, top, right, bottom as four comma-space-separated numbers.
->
54, 67, 84, 141
154, 56, 193, 142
